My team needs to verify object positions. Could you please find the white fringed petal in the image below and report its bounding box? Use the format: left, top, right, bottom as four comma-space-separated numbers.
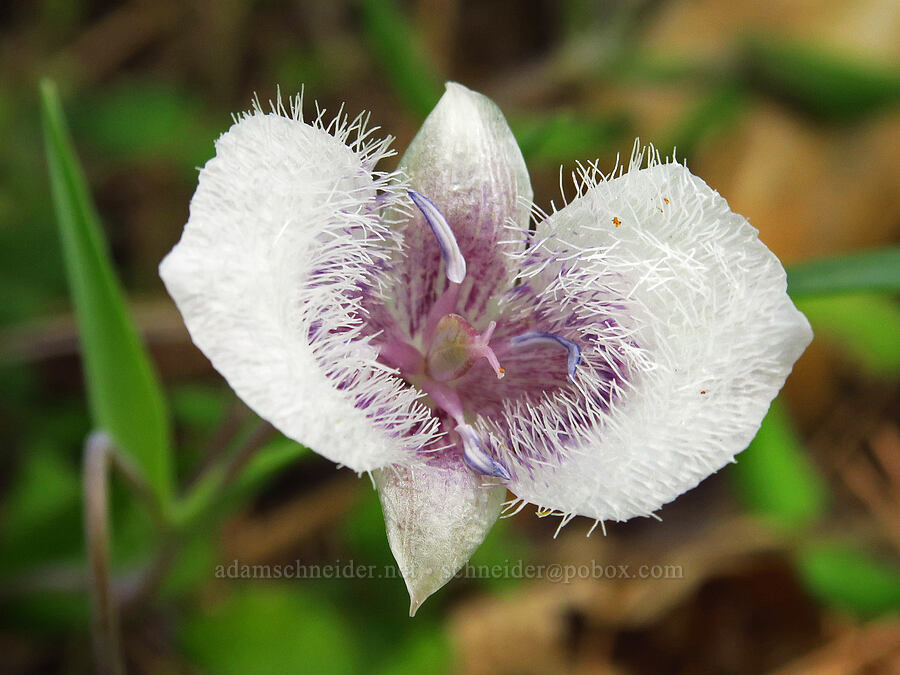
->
160, 99, 441, 472
375, 455, 506, 615
494, 149, 812, 523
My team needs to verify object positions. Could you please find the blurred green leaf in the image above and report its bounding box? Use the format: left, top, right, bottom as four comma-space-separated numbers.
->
797, 294, 900, 376
39, 80, 172, 504
742, 36, 900, 122
69, 80, 222, 171
787, 248, 900, 298
732, 400, 828, 529
359, 0, 443, 118
159, 536, 218, 600
343, 484, 394, 567
0, 441, 82, 574
109, 482, 158, 566
179, 585, 361, 674
468, 518, 532, 592
2, 444, 79, 533
512, 112, 629, 164
172, 435, 309, 529
797, 543, 900, 617
170, 384, 230, 433
0, 434, 91, 634
377, 626, 452, 675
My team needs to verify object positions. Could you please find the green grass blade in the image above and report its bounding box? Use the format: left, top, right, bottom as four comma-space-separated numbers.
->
797, 294, 900, 376
732, 400, 828, 530
787, 247, 900, 299
39, 80, 172, 504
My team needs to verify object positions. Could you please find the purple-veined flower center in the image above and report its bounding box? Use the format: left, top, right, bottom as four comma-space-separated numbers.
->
372, 190, 587, 480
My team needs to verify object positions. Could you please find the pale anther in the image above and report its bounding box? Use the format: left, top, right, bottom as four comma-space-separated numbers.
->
457, 424, 510, 480
408, 190, 466, 283
510, 331, 582, 381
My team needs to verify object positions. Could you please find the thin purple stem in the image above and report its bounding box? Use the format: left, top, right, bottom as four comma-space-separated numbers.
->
83, 432, 125, 675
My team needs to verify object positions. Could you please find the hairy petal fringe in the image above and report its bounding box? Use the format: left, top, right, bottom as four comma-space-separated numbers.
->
473, 142, 812, 523
161, 95, 441, 472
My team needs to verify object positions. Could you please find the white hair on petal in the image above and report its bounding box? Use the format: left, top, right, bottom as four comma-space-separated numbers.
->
474, 141, 811, 528
160, 91, 441, 472
267, 96, 441, 460
473, 255, 655, 488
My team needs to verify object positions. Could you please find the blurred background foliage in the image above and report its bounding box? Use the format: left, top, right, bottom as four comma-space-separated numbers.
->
1, 0, 899, 673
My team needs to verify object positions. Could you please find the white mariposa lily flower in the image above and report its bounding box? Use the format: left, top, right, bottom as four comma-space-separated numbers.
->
160, 83, 812, 615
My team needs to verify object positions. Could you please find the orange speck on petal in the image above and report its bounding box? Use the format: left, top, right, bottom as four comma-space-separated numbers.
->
612, 217, 621, 227
664, 197, 670, 204
700, 390, 707, 395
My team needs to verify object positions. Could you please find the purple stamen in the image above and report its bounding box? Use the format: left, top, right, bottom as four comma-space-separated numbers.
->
510, 331, 582, 381
408, 190, 466, 283
457, 424, 510, 480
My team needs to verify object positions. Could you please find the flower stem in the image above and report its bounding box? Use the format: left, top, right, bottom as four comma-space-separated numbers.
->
83, 431, 125, 675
